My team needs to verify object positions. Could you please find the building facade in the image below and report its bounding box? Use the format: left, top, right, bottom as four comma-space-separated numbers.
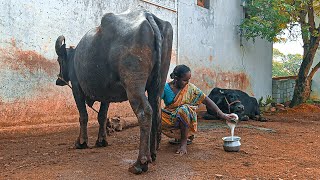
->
0, 0, 272, 125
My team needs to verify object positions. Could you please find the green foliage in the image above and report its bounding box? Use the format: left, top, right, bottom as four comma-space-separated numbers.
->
265, 95, 274, 105
273, 61, 288, 77
240, 0, 310, 42
259, 95, 274, 107
241, 0, 320, 106
272, 48, 302, 77
258, 96, 264, 107
305, 99, 320, 104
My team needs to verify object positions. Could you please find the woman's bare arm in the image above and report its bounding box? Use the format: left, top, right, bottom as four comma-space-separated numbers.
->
202, 96, 232, 120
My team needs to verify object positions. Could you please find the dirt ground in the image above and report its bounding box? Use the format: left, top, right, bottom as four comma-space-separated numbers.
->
1, 104, 320, 179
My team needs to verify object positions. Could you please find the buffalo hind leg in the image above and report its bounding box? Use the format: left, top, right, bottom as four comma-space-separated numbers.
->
127, 88, 152, 174
147, 87, 161, 162
72, 84, 89, 149
95, 102, 109, 147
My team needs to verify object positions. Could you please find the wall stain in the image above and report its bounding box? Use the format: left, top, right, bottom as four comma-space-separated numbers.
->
170, 50, 177, 64
0, 38, 135, 127
0, 38, 58, 76
0, 92, 134, 128
193, 67, 252, 95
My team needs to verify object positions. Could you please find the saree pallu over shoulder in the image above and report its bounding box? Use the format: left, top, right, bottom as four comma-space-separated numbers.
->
161, 83, 206, 138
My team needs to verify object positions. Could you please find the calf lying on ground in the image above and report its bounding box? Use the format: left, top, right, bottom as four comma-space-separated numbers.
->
204, 88, 266, 121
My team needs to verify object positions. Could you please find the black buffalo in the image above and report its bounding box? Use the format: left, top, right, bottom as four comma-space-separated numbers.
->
204, 88, 266, 121
55, 9, 173, 174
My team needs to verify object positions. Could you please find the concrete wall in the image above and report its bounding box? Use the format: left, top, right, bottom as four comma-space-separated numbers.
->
177, 0, 273, 99
272, 77, 296, 103
0, 0, 178, 61
309, 17, 320, 100
0, 0, 177, 127
310, 32, 320, 100
0, 0, 272, 127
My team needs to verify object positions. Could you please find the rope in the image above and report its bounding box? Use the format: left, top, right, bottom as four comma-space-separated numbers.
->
57, 75, 99, 114
224, 96, 241, 113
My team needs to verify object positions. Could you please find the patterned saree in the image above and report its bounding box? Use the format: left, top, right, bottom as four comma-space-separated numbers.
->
161, 83, 206, 139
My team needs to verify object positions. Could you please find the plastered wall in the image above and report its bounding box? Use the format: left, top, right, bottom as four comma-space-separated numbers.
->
177, 0, 272, 99
0, 0, 272, 127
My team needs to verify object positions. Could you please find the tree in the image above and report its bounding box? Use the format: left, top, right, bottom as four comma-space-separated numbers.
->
284, 54, 303, 75
272, 61, 287, 77
272, 48, 302, 77
240, 0, 320, 107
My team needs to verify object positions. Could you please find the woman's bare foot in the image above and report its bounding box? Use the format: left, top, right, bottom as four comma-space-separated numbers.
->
176, 120, 188, 155
176, 143, 187, 155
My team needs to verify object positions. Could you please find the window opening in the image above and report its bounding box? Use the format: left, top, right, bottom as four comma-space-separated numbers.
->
197, 0, 210, 9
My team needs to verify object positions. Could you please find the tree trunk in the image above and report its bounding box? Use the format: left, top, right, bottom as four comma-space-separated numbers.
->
290, 77, 311, 107
290, 37, 320, 107
289, 3, 316, 107
289, 0, 320, 108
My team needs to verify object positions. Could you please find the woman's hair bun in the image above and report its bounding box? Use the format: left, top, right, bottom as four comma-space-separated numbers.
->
170, 64, 191, 79
170, 72, 175, 79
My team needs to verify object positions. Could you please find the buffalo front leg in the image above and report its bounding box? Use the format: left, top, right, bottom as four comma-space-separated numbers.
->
95, 102, 109, 147
127, 89, 152, 174
72, 84, 89, 149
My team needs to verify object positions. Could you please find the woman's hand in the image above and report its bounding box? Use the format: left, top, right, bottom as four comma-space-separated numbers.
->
203, 96, 239, 124
222, 113, 239, 124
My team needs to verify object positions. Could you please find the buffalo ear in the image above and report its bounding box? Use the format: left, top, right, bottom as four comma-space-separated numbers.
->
57, 44, 67, 57
55, 35, 66, 57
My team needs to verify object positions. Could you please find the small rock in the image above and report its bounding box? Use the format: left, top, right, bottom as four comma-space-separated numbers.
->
270, 107, 277, 112
275, 103, 286, 111
215, 174, 223, 178
243, 161, 252, 166
283, 101, 291, 107
278, 107, 287, 112
275, 103, 284, 108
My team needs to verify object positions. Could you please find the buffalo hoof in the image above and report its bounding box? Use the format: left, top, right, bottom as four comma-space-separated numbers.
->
95, 139, 108, 147
151, 153, 157, 162
240, 115, 249, 121
258, 117, 267, 122
156, 141, 161, 150
75, 141, 89, 149
128, 162, 148, 174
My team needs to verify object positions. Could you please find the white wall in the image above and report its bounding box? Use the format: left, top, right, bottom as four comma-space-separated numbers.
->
0, 0, 273, 124
177, 0, 272, 99
310, 50, 320, 100
0, 0, 177, 102
309, 17, 320, 100
0, 0, 178, 125
0, 0, 177, 60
